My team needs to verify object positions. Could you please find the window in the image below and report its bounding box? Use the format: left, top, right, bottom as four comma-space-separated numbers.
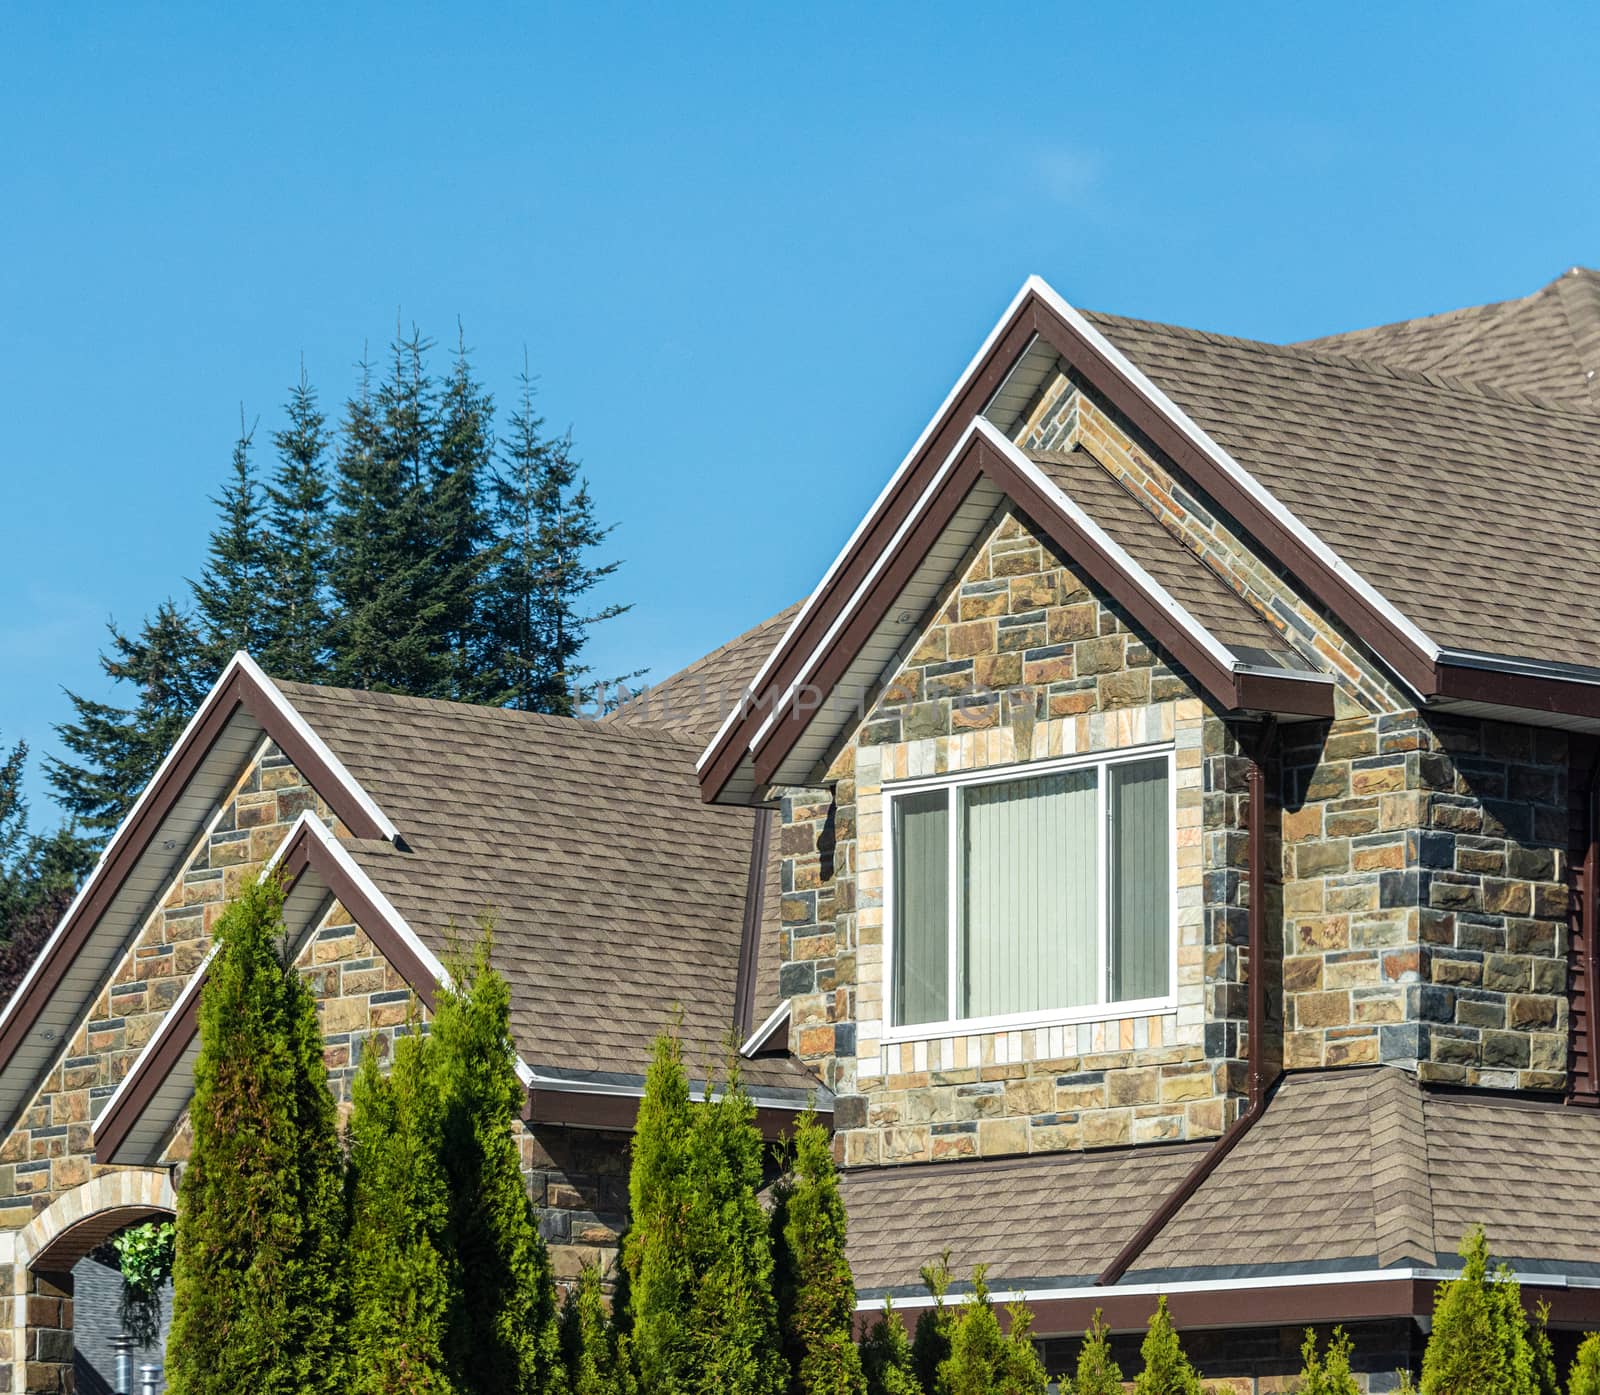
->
888, 749, 1174, 1034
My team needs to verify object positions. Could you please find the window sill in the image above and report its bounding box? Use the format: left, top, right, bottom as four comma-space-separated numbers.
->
879, 997, 1177, 1047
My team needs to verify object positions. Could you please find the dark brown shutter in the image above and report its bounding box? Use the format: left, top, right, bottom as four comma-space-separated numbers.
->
1569, 735, 1600, 1105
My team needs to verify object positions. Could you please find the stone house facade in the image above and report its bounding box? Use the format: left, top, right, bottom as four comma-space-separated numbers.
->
3, 266, 1600, 1391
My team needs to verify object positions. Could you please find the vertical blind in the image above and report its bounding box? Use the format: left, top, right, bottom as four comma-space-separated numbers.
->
1110, 757, 1171, 1002
962, 771, 1098, 1018
893, 789, 949, 1026
891, 754, 1171, 1028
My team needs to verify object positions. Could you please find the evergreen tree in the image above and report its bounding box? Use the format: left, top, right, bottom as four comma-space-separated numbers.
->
432, 334, 500, 703
1072, 1309, 1124, 1395
0, 734, 34, 932
682, 1060, 786, 1395
488, 367, 628, 714
860, 1300, 922, 1395
560, 1264, 630, 1395
330, 338, 448, 697
347, 1030, 456, 1395
165, 876, 346, 1395
433, 934, 563, 1395
771, 1109, 865, 1395
624, 1030, 696, 1395
1421, 1228, 1550, 1395
48, 602, 208, 841
932, 1268, 1047, 1395
1132, 1297, 1201, 1395
1570, 1334, 1600, 1395
910, 1255, 955, 1395
1296, 1328, 1360, 1395
190, 415, 271, 672
261, 369, 335, 682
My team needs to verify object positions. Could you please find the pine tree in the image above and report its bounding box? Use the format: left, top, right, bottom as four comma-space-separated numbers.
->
1570, 1334, 1600, 1395
0, 734, 34, 932
860, 1300, 922, 1395
682, 1060, 786, 1395
432, 334, 499, 703
190, 414, 271, 673
624, 1030, 696, 1395
166, 875, 346, 1395
910, 1255, 955, 1395
347, 1029, 456, 1395
48, 602, 208, 841
933, 1268, 1047, 1395
1132, 1296, 1202, 1395
433, 934, 563, 1395
1296, 1328, 1360, 1395
771, 1109, 865, 1395
488, 366, 628, 714
261, 369, 335, 682
561, 1264, 631, 1395
1421, 1228, 1548, 1395
1072, 1309, 1124, 1395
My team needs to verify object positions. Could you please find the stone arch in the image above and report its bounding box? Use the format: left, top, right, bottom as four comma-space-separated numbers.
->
10, 1168, 176, 1394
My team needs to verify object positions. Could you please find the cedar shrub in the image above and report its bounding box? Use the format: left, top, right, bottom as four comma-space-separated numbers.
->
860, 1298, 922, 1395
1570, 1334, 1600, 1395
1296, 1327, 1360, 1395
1132, 1296, 1202, 1395
560, 1263, 633, 1395
1421, 1227, 1552, 1395
911, 1254, 956, 1394
932, 1267, 1047, 1395
1072, 1309, 1124, 1395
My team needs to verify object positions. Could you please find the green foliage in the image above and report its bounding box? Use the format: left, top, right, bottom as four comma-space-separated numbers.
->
0, 734, 89, 940
1569, 1334, 1600, 1395
860, 1299, 923, 1395
911, 1255, 955, 1395
488, 366, 631, 714
772, 1109, 865, 1395
1421, 1227, 1550, 1395
1133, 1296, 1202, 1395
625, 1030, 696, 1394
1072, 1309, 1124, 1395
1296, 1327, 1360, 1395
432, 932, 564, 1395
932, 1267, 1047, 1395
561, 1264, 632, 1395
261, 370, 335, 683
191, 415, 273, 671
165, 875, 346, 1395
113, 1220, 176, 1348
681, 1060, 786, 1395
347, 1029, 457, 1394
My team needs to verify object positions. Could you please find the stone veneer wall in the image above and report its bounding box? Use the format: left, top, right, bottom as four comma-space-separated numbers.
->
1280, 713, 1569, 1090
782, 509, 1262, 1166
0, 743, 337, 1226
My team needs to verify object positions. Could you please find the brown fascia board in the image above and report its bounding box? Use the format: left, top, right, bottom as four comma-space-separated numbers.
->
526, 1083, 827, 1141
0, 655, 394, 1078
856, 1276, 1600, 1339
93, 814, 438, 1164
742, 428, 1332, 791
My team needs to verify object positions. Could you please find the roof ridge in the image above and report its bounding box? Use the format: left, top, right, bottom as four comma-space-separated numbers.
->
271, 675, 705, 748
1084, 307, 1599, 418
605, 603, 799, 714
1366, 1067, 1435, 1269
1552, 266, 1600, 408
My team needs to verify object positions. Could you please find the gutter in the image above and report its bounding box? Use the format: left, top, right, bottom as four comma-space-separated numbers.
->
1097, 721, 1279, 1285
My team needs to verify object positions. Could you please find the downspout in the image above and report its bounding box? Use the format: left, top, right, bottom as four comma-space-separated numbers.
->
1097, 720, 1278, 1286
1576, 755, 1600, 1104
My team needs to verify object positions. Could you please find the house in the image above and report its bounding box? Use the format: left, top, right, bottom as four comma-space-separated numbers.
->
2, 266, 1599, 1391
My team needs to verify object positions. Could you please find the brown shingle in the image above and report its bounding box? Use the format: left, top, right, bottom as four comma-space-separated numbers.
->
274, 679, 815, 1096
1084, 309, 1600, 672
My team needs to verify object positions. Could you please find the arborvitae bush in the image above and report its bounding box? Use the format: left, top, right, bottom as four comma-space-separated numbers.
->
860, 1299, 923, 1395
932, 1267, 1048, 1395
561, 1264, 631, 1395
772, 1109, 866, 1395
166, 876, 346, 1395
347, 1030, 456, 1394
683, 1060, 787, 1395
1569, 1334, 1600, 1395
1422, 1228, 1552, 1395
433, 934, 564, 1395
1133, 1296, 1202, 1395
1296, 1328, 1360, 1395
911, 1255, 956, 1394
625, 1031, 697, 1394
1072, 1309, 1124, 1395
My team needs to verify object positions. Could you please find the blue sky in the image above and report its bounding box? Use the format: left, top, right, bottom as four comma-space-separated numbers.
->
2, 2, 1597, 818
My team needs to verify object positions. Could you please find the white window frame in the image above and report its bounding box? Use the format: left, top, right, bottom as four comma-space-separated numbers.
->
881, 742, 1178, 1045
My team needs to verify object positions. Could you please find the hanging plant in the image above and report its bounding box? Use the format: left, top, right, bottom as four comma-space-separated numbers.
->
113, 1220, 176, 1348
